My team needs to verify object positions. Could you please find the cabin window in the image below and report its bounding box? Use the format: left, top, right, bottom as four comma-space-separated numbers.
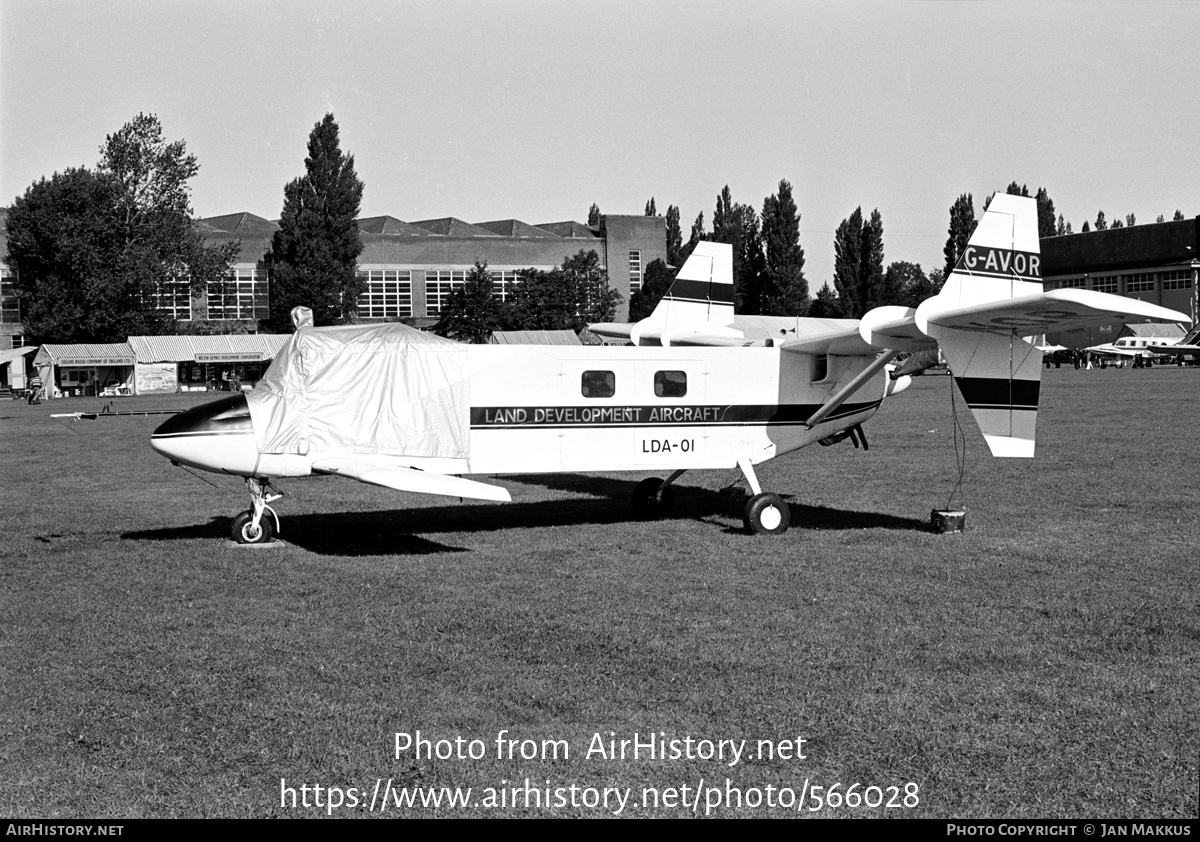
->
581, 370, 615, 398
812, 354, 829, 383
654, 370, 687, 398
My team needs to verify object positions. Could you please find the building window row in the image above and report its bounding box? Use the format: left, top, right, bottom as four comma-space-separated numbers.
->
1161, 270, 1194, 290
356, 270, 413, 319
1045, 268, 1196, 294
491, 271, 521, 302
1, 269, 21, 324
1124, 272, 1155, 293
207, 268, 269, 321
629, 250, 642, 293
149, 278, 193, 321
425, 270, 468, 317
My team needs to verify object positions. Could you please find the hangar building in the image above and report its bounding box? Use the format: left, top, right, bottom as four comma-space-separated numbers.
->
0, 208, 666, 352
1041, 215, 1199, 322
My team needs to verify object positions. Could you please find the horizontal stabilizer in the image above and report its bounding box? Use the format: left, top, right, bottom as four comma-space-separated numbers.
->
586, 322, 634, 342
312, 459, 511, 502
918, 288, 1188, 336
651, 322, 747, 347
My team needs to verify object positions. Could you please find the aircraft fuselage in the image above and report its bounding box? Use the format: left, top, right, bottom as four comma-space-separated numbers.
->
151, 344, 889, 479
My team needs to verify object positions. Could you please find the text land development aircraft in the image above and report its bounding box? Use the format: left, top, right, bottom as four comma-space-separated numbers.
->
150, 195, 1188, 543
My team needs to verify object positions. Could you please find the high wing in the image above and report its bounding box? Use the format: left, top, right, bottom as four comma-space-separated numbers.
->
312, 458, 512, 502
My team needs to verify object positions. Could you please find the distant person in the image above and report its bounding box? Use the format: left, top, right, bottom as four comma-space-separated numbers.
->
27, 372, 43, 404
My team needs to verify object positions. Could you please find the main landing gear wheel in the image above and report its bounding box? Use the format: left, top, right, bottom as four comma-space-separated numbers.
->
743, 493, 790, 536
231, 510, 275, 544
632, 477, 675, 519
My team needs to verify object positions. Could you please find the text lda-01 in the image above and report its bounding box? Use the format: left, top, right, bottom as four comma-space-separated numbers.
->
151, 195, 1187, 542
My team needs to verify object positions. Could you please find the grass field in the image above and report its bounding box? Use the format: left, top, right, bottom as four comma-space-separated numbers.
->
1, 369, 1197, 818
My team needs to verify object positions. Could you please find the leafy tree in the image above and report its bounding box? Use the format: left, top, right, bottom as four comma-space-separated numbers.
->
862, 209, 885, 309
1111, 218, 1124, 229
665, 205, 683, 267
587, 203, 601, 227
1006, 182, 1030, 197
944, 193, 975, 277
504, 250, 620, 332
1094, 210, 1108, 230
1157, 214, 1165, 224
1056, 214, 1073, 236
926, 268, 946, 296
7, 114, 237, 342
267, 114, 364, 330
1035, 187, 1057, 239
1174, 209, 1185, 221
1125, 213, 1136, 227
628, 258, 672, 321
807, 282, 844, 318
432, 262, 501, 343
882, 261, 934, 308
644, 197, 657, 216
833, 207, 885, 317
833, 208, 863, 316
1081, 220, 1091, 233
757, 179, 808, 315
679, 211, 706, 263
712, 185, 766, 312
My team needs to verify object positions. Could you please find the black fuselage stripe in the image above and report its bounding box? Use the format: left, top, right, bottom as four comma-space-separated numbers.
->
470, 401, 881, 429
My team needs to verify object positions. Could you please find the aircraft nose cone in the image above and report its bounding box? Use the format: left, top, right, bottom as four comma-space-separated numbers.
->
151, 393, 256, 471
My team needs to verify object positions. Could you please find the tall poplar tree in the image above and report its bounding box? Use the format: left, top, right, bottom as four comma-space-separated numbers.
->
943, 193, 975, 277
758, 179, 808, 315
678, 212, 705, 264
832, 207, 884, 318
1035, 187, 1057, 239
268, 113, 364, 330
665, 205, 683, 267
712, 186, 765, 312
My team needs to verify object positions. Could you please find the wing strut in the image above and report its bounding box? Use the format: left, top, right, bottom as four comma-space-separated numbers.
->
804, 351, 898, 428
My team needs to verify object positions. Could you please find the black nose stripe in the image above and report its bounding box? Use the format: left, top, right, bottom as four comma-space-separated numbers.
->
153, 394, 252, 438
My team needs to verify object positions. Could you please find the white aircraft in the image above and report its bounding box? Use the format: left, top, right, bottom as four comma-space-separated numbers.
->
151, 194, 1188, 543
1086, 333, 1200, 363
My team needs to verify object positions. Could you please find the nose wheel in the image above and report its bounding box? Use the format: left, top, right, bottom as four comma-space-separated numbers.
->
232, 477, 283, 544
232, 510, 275, 544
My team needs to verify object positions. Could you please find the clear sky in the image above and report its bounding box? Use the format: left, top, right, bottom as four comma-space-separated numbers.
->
2, 0, 1197, 285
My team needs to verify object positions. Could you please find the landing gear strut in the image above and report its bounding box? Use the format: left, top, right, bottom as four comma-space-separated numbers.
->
232, 477, 283, 544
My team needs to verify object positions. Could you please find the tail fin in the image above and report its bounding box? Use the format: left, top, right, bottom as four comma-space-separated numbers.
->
939, 192, 1043, 308
923, 193, 1043, 457
634, 241, 734, 338
587, 241, 737, 345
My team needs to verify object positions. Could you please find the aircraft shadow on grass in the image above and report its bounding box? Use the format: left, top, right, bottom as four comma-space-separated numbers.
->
124, 473, 928, 556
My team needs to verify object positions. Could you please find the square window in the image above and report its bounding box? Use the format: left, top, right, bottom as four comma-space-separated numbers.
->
581, 370, 615, 398
654, 370, 687, 398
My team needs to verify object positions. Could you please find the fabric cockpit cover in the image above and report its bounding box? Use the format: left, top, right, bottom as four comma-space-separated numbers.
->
246, 322, 469, 458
